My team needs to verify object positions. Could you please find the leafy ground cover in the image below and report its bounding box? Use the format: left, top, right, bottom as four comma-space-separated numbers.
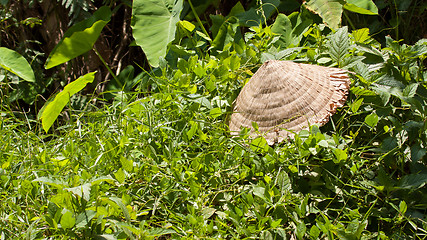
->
1, 0, 427, 239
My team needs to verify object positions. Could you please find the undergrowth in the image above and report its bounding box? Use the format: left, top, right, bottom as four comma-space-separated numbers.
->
1, 12, 426, 238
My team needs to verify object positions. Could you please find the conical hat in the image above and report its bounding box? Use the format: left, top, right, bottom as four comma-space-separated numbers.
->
229, 60, 350, 144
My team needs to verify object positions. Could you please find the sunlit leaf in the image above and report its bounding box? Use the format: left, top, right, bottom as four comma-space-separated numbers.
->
132, 0, 183, 67
209, 107, 222, 118
351, 98, 364, 113
271, 13, 293, 48
327, 26, 350, 66
45, 6, 111, 69
60, 211, 75, 229
344, 0, 378, 15
0, 47, 35, 82
365, 112, 379, 127
333, 148, 348, 163
304, 0, 343, 29
65, 183, 91, 201
39, 72, 96, 132
352, 28, 370, 43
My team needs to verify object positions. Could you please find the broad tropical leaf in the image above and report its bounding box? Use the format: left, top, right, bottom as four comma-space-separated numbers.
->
45, 6, 111, 69
271, 13, 293, 48
131, 0, 183, 67
344, 0, 378, 15
39, 72, 96, 132
304, 0, 343, 29
0, 47, 35, 82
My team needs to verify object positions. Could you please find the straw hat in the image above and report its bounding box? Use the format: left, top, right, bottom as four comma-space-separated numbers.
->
229, 60, 350, 144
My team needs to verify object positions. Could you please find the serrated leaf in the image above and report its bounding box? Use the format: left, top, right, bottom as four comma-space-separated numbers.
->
186, 121, 198, 139
304, 0, 343, 29
115, 168, 126, 184
131, 0, 183, 67
310, 225, 321, 239
45, 6, 111, 69
350, 86, 376, 96
403, 83, 418, 98
327, 26, 350, 66
352, 28, 370, 43
39, 72, 96, 132
0, 47, 35, 82
276, 171, 291, 193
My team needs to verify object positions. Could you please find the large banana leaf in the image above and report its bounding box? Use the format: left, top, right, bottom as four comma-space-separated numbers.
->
344, 0, 378, 15
39, 72, 96, 132
304, 0, 343, 30
45, 6, 111, 69
131, 0, 183, 67
0, 47, 35, 82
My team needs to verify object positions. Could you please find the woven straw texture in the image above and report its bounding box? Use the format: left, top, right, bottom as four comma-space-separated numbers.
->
229, 60, 350, 144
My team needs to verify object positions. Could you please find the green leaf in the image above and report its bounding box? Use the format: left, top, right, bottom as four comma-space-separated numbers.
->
115, 168, 126, 184
309, 225, 321, 239
60, 210, 75, 229
45, 6, 111, 69
75, 210, 96, 228
399, 201, 407, 215
109, 197, 131, 222
344, 0, 378, 15
65, 183, 91, 201
187, 121, 199, 139
39, 72, 96, 132
209, 107, 222, 118
351, 98, 364, 113
398, 174, 427, 190
271, 13, 293, 48
364, 112, 379, 128
33, 177, 66, 189
0, 47, 35, 82
333, 148, 348, 163
304, 0, 343, 29
411, 143, 426, 163
147, 228, 176, 237
403, 83, 418, 98
250, 137, 269, 152
201, 207, 216, 220
296, 221, 307, 240
178, 20, 195, 33
327, 26, 350, 66
131, 0, 183, 67
352, 28, 370, 43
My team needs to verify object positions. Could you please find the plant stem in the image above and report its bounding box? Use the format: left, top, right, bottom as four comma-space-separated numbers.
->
187, 0, 210, 38
343, 11, 355, 30
93, 47, 122, 88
